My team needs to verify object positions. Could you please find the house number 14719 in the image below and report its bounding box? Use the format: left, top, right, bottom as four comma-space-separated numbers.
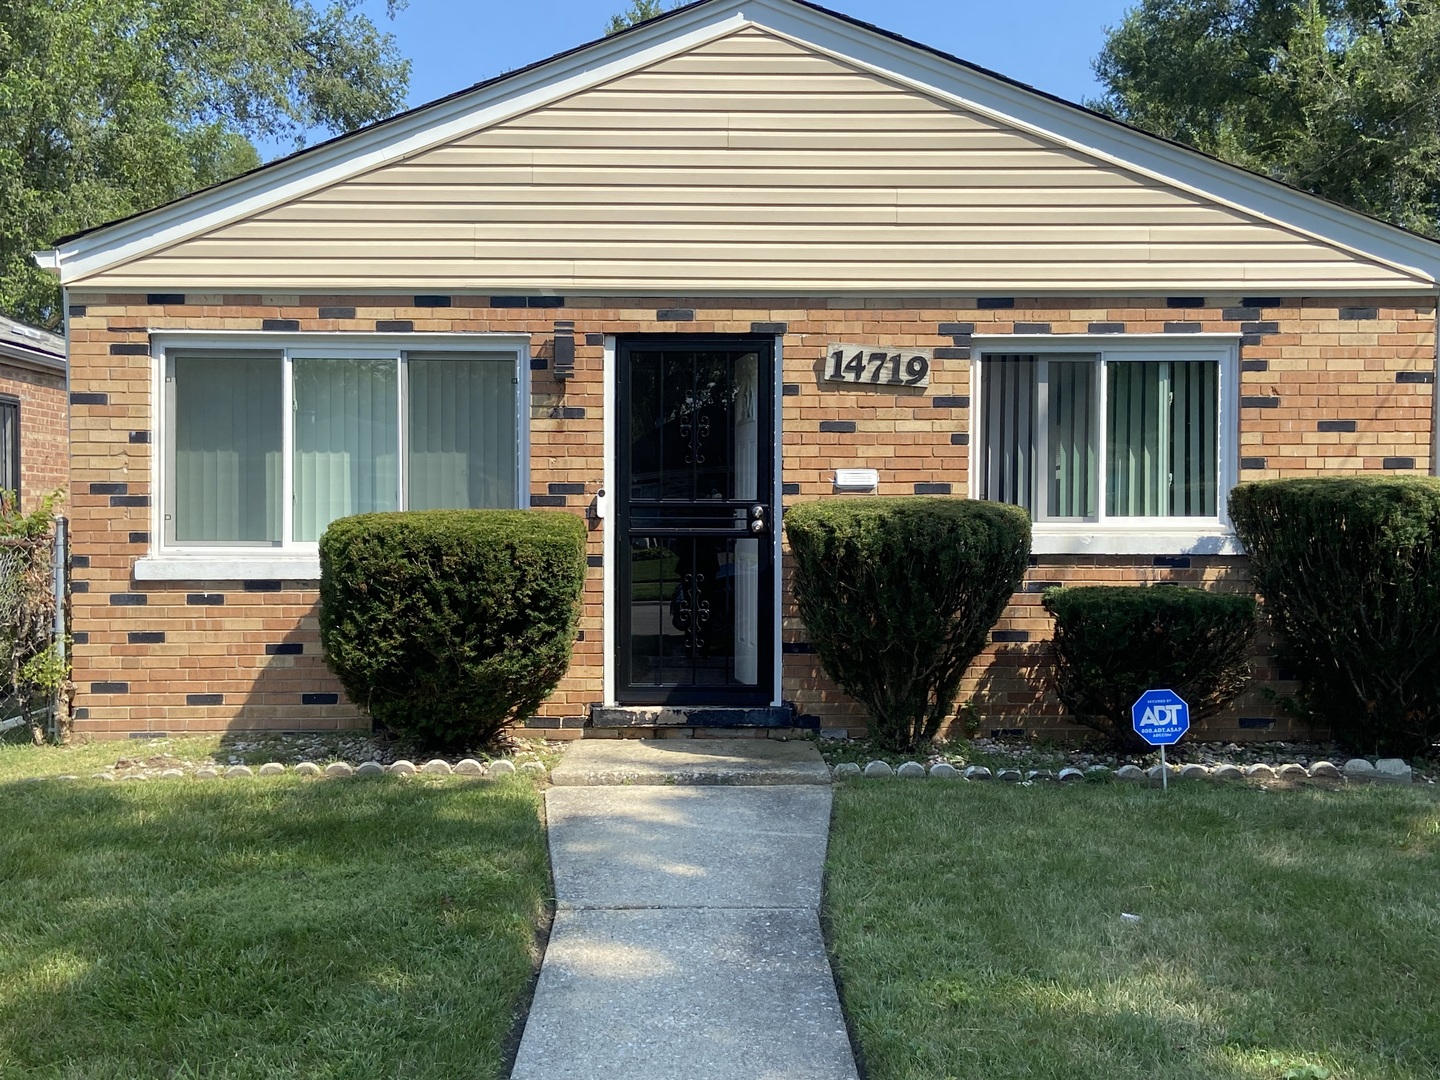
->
824, 344, 931, 389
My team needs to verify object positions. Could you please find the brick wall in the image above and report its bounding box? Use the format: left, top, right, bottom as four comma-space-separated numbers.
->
0, 361, 67, 508
63, 293, 1435, 740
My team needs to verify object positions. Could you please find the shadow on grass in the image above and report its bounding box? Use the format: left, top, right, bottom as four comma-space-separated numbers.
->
0, 776, 550, 1080
824, 781, 1440, 1080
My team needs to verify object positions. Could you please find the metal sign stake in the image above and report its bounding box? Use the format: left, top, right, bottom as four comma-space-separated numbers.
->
1160, 744, 1167, 792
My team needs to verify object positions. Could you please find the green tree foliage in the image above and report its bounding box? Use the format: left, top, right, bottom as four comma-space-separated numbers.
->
1093, 0, 1440, 235
785, 498, 1031, 752
0, 0, 411, 327
606, 0, 671, 35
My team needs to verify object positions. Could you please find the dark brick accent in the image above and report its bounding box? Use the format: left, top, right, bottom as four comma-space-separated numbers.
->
656, 308, 694, 321
553, 406, 586, 419
1088, 322, 1125, 334
1166, 296, 1204, 308
302, 693, 340, 705
89, 482, 127, 495
187, 693, 224, 706
1023, 580, 1062, 593
72, 707, 89, 719
67, 304, 87, 317
782, 383, 800, 396
71, 581, 88, 593
128, 631, 165, 644
266, 643, 303, 655
1397, 371, 1435, 384
529, 495, 567, 507
375, 320, 413, 332
575, 631, 585, 642
585, 333, 604, 346
243, 580, 282, 592
1240, 457, 1268, 470
128, 531, 149, 545
1013, 322, 1051, 334
1242, 297, 1283, 308
111, 495, 150, 508
71, 555, 90, 568
70, 392, 108, 405
1241, 334, 1264, 346
781, 482, 801, 495
977, 297, 1015, 309
751, 321, 788, 334
1317, 420, 1357, 433
1153, 556, 1191, 568
1238, 716, 1274, 729
932, 396, 969, 409
781, 641, 817, 654
950, 432, 970, 445
187, 593, 224, 605
1223, 307, 1262, 321
490, 296, 527, 307
526, 296, 564, 308
1241, 321, 1279, 335
146, 293, 185, 305
1383, 457, 1417, 470
914, 482, 952, 494
91, 682, 129, 694
110, 593, 147, 606
1240, 359, 1269, 372
1339, 307, 1378, 320
1164, 322, 1202, 333
318, 306, 355, 319
561, 716, 587, 728
414, 295, 452, 307
586, 555, 604, 568
991, 630, 1030, 642
1241, 396, 1280, 409
991, 727, 1026, 738
128, 731, 166, 739
128, 430, 151, 444
72, 633, 89, 645
530, 357, 548, 369
939, 322, 975, 335
109, 343, 149, 355
933, 347, 970, 359
525, 716, 562, 729
262, 319, 299, 331
819, 420, 856, 433
549, 482, 586, 495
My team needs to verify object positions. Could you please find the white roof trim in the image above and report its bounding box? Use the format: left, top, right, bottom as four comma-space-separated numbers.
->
40, 0, 1440, 287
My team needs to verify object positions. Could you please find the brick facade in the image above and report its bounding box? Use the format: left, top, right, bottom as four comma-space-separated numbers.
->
64, 293, 1435, 741
0, 361, 67, 507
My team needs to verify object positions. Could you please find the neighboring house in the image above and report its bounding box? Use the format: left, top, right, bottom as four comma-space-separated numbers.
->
35, 0, 1440, 741
0, 316, 67, 507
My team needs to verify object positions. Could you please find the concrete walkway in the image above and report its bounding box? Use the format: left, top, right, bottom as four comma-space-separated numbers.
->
510, 740, 860, 1080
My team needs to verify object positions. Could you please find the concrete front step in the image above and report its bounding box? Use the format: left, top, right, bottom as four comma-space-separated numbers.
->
588, 703, 812, 729
548, 737, 832, 786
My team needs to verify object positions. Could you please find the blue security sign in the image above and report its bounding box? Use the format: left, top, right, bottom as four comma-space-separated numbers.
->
1132, 689, 1190, 747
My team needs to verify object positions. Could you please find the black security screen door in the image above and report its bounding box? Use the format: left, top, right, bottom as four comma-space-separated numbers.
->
617, 338, 775, 705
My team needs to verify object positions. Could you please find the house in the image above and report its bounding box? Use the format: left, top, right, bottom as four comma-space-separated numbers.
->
36, 0, 1440, 741
0, 316, 68, 508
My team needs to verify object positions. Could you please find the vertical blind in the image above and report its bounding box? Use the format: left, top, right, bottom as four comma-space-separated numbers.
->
1106, 361, 1218, 517
407, 354, 516, 510
292, 358, 399, 542
1046, 360, 1097, 520
981, 355, 1037, 513
172, 352, 282, 542
0, 398, 18, 498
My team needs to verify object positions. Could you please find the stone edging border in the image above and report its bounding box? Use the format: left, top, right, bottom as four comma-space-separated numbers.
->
838, 757, 1415, 784
18, 758, 551, 783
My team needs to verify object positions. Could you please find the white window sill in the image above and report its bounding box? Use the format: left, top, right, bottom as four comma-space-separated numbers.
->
1030, 527, 1242, 557
134, 555, 321, 581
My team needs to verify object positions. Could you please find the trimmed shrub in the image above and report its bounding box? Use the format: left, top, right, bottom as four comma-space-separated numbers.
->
1229, 477, 1440, 756
784, 497, 1031, 751
318, 510, 587, 748
1042, 585, 1257, 751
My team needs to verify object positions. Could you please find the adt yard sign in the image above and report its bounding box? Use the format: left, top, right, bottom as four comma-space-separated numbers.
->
1132, 689, 1190, 747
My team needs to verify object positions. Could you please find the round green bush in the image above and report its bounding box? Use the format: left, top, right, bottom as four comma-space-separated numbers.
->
318, 510, 587, 748
1042, 585, 1257, 751
1230, 476, 1440, 756
784, 497, 1031, 751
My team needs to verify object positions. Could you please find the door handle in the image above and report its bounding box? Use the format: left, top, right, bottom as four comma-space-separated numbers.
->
749, 505, 766, 534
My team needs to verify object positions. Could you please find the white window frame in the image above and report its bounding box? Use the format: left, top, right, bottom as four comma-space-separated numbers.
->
138, 331, 531, 581
969, 335, 1241, 556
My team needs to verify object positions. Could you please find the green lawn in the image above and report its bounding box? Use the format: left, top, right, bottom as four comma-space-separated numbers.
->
826, 781, 1440, 1080
0, 770, 550, 1079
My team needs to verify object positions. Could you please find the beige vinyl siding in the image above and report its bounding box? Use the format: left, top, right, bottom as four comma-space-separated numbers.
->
74, 26, 1428, 293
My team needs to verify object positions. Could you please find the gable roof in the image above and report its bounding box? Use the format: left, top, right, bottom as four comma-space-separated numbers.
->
37, 0, 1440, 290
0, 315, 65, 374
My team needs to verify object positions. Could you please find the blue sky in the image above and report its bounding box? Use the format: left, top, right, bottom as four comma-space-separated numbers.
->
262, 0, 1134, 158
